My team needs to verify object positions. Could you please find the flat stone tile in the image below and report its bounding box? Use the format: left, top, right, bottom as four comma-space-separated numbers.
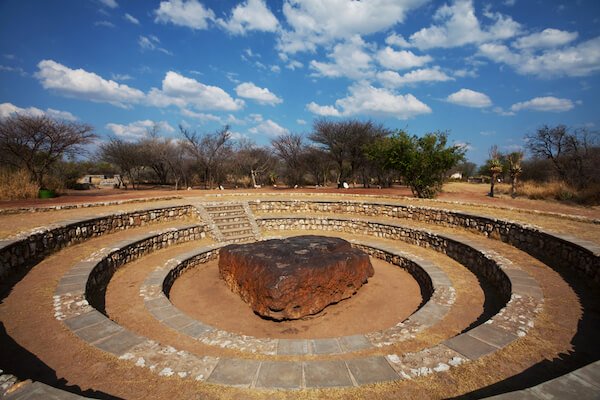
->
163, 314, 195, 331
149, 305, 177, 322
54, 283, 84, 296
180, 321, 213, 338
206, 358, 260, 387
483, 389, 541, 399
58, 275, 88, 287
444, 333, 498, 360
468, 324, 518, 349
311, 338, 341, 354
531, 372, 600, 399
345, 356, 399, 385
304, 360, 353, 388
63, 311, 105, 331
4, 381, 87, 399
73, 318, 122, 344
144, 296, 171, 310
255, 361, 302, 389
572, 361, 600, 388
93, 330, 145, 356
277, 339, 309, 355
339, 335, 372, 352
510, 276, 540, 287
512, 284, 543, 299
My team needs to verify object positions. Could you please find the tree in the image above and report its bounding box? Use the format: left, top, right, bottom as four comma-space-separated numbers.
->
526, 125, 599, 189
486, 145, 503, 198
0, 114, 96, 188
233, 140, 275, 188
271, 133, 306, 187
181, 125, 232, 189
309, 119, 390, 186
138, 123, 176, 185
99, 138, 145, 189
367, 130, 465, 198
302, 146, 332, 186
506, 151, 523, 198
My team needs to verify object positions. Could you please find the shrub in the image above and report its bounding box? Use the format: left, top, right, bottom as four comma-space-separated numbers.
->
0, 168, 39, 200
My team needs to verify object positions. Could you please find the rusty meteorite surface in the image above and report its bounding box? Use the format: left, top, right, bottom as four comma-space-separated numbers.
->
218, 235, 374, 320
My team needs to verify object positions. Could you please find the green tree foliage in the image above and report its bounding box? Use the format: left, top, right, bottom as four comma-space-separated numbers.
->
366, 130, 465, 198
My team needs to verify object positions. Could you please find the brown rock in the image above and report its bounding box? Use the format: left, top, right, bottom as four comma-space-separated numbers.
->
218, 235, 374, 320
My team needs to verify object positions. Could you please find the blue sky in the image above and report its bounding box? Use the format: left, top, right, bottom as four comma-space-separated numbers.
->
1, 0, 599, 165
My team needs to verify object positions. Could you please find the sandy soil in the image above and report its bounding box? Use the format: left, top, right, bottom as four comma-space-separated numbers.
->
170, 258, 421, 339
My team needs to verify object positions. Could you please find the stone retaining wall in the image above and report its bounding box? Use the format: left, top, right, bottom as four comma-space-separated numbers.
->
251, 200, 600, 285
258, 216, 512, 302
0, 205, 194, 284
86, 225, 207, 313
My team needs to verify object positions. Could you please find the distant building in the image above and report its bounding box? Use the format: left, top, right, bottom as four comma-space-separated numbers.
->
77, 175, 122, 188
450, 172, 463, 180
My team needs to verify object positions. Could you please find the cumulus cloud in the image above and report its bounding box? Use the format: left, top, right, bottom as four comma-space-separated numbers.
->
180, 109, 222, 123
510, 96, 574, 112
99, 0, 118, 9
309, 36, 374, 79
446, 88, 492, 108
306, 102, 342, 117
35, 59, 145, 107
217, 0, 278, 35
376, 47, 432, 70
307, 82, 431, 119
479, 36, 600, 77
513, 28, 578, 50
277, 0, 429, 54
377, 67, 453, 87
249, 119, 289, 137
124, 13, 140, 25
154, 0, 215, 30
147, 71, 244, 111
385, 33, 410, 47
409, 0, 521, 49
105, 120, 175, 141
0, 102, 77, 121
235, 82, 282, 105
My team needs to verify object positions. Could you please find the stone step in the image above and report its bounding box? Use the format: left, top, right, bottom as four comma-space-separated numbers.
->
221, 227, 253, 236
204, 205, 245, 213
216, 221, 251, 231
207, 210, 246, 218
225, 233, 255, 243
211, 214, 247, 223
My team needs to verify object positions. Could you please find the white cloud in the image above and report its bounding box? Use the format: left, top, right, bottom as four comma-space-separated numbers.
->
124, 13, 140, 25
306, 102, 342, 117
377, 67, 453, 87
138, 35, 172, 55
180, 109, 222, 123
296, 119, 307, 125
99, 0, 118, 9
308, 82, 431, 119
277, 0, 429, 54
479, 36, 600, 77
248, 113, 263, 122
106, 120, 175, 141
235, 82, 282, 105
35, 59, 145, 107
409, 0, 521, 49
286, 60, 303, 70
309, 36, 374, 79
154, 0, 215, 30
376, 47, 432, 70
510, 96, 574, 112
94, 20, 115, 28
147, 71, 244, 111
513, 28, 578, 50
217, 0, 278, 35
385, 33, 410, 47
0, 102, 77, 121
446, 88, 492, 108
111, 73, 133, 81
270, 65, 281, 73
249, 119, 289, 137
0, 65, 27, 76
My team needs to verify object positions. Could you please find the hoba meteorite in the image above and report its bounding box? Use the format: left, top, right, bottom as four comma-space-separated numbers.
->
218, 235, 374, 320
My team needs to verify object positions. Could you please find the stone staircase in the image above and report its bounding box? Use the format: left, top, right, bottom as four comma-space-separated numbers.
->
194, 202, 260, 243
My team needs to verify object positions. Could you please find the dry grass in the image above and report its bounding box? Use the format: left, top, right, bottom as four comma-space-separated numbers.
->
495, 181, 600, 205
0, 168, 38, 200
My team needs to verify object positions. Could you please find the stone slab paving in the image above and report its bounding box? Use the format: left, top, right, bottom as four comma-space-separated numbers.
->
206, 358, 261, 387
303, 360, 353, 388
255, 361, 303, 389
345, 356, 399, 385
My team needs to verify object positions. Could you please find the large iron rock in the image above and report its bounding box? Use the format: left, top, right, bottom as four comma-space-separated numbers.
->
218, 235, 374, 320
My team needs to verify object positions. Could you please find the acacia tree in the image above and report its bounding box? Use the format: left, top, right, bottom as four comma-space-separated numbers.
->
0, 114, 96, 188
181, 125, 232, 189
526, 125, 599, 188
233, 139, 275, 188
366, 130, 464, 198
271, 133, 306, 187
506, 151, 523, 198
99, 138, 145, 189
487, 145, 503, 198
